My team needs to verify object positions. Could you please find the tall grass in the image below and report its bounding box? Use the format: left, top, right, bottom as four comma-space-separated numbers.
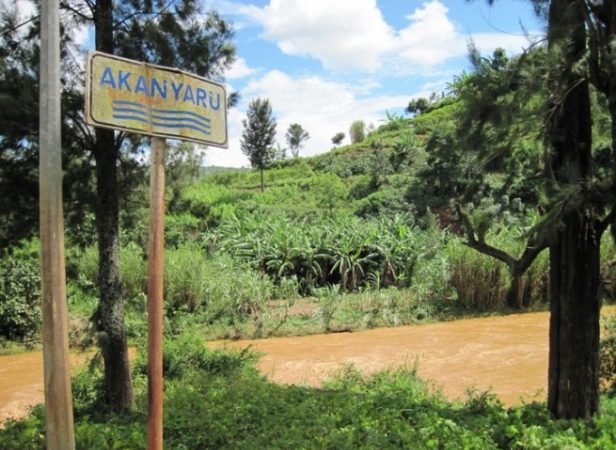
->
447, 234, 549, 310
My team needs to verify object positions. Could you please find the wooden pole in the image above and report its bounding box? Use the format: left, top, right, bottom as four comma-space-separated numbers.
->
147, 137, 166, 450
39, 0, 75, 448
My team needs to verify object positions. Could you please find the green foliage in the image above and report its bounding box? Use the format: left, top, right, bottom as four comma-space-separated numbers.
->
3, 353, 616, 449
0, 245, 41, 343
379, 111, 410, 132
164, 245, 209, 314
349, 120, 366, 144
405, 97, 429, 115
332, 132, 345, 146
600, 316, 616, 394
390, 129, 418, 172
241, 98, 278, 171
204, 256, 275, 338
286, 123, 310, 158
73, 243, 147, 303
212, 213, 445, 293
133, 331, 260, 380
448, 239, 508, 310
447, 231, 549, 311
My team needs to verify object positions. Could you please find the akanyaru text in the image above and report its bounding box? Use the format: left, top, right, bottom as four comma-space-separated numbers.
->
99, 67, 222, 111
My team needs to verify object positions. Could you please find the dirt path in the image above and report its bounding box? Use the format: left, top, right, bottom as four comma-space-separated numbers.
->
1, 306, 614, 424
213, 306, 616, 406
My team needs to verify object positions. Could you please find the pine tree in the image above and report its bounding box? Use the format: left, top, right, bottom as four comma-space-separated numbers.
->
462, 0, 616, 419
241, 98, 277, 192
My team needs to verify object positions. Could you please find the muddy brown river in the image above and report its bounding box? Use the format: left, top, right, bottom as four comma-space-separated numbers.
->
213, 306, 616, 406
1, 307, 615, 424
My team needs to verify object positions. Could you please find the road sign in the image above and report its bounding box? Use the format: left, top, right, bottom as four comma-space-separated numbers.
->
86, 51, 228, 147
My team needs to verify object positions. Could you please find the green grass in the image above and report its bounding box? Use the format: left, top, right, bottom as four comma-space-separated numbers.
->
1, 336, 615, 449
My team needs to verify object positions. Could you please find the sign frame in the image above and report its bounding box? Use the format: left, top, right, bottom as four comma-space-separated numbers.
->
85, 51, 228, 148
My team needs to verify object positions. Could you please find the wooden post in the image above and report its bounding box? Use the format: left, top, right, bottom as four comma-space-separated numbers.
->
39, 0, 75, 448
147, 137, 166, 450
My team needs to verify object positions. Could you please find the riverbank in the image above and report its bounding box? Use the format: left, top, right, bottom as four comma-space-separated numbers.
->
2, 306, 614, 426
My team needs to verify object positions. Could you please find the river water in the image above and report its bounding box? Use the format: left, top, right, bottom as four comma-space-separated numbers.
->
213, 306, 616, 406
1, 306, 615, 424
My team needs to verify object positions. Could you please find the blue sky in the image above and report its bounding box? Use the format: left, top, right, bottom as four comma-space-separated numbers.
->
203, 0, 544, 167
8, 0, 545, 167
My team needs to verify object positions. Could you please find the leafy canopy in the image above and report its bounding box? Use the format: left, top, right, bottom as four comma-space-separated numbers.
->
241, 98, 277, 170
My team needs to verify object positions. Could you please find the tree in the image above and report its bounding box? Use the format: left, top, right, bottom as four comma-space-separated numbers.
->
60, 0, 236, 412
241, 98, 277, 192
460, 0, 616, 419
405, 98, 429, 115
349, 120, 365, 144
0, 4, 94, 251
285, 123, 309, 158
331, 132, 345, 147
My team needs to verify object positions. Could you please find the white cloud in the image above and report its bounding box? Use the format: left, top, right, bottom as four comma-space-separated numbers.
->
0, 0, 36, 38
11, 0, 36, 21
73, 25, 90, 49
242, 0, 539, 73
226, 57, 258, 80
204, 105, 249, 167
471, 33, 536, 56
213, 69, 411, 165
394, 1, 461, 67
244, 0, 393, 72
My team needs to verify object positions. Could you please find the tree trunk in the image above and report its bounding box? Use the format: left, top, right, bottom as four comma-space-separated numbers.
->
94, 0, 133, 412
548, 212, 601, 419
94, 131, 133, 411
260, 167, 264, 192
546, 0, 600, 419
505, 270, 522, 309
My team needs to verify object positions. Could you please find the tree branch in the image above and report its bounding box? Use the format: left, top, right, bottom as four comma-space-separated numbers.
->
455, 203, 517, 268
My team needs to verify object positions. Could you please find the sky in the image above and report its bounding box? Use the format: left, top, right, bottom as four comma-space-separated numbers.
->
204, 0, 544, 167
10, 0, 545, 167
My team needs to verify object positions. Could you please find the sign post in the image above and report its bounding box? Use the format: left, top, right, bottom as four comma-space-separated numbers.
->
86, 51, 227, 449
146, 137, 166, 450
39, 0, 75, 448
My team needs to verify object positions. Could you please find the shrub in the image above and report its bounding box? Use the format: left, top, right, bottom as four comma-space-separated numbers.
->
73, 243, 147, 305
600, 315, 616, 393
0, 251, 41, 342
133, 331, 259, 380
448, 239, 507, 310
164, 245, 208, 314
204, 258, 275, 338
349, 120, 366, 144
121, 242, 147, 301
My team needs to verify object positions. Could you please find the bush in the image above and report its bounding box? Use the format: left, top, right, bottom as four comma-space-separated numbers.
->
121, 242, 147, 301
164, 245, 208, 314
2, 358, 616, 449
133, 331, 259, 380
73, 243, 147, 303
0, 251, 41, 343
600, 315, 616, 393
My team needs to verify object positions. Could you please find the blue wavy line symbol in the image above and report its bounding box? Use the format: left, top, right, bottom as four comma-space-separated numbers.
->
111, 100, 211, 136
